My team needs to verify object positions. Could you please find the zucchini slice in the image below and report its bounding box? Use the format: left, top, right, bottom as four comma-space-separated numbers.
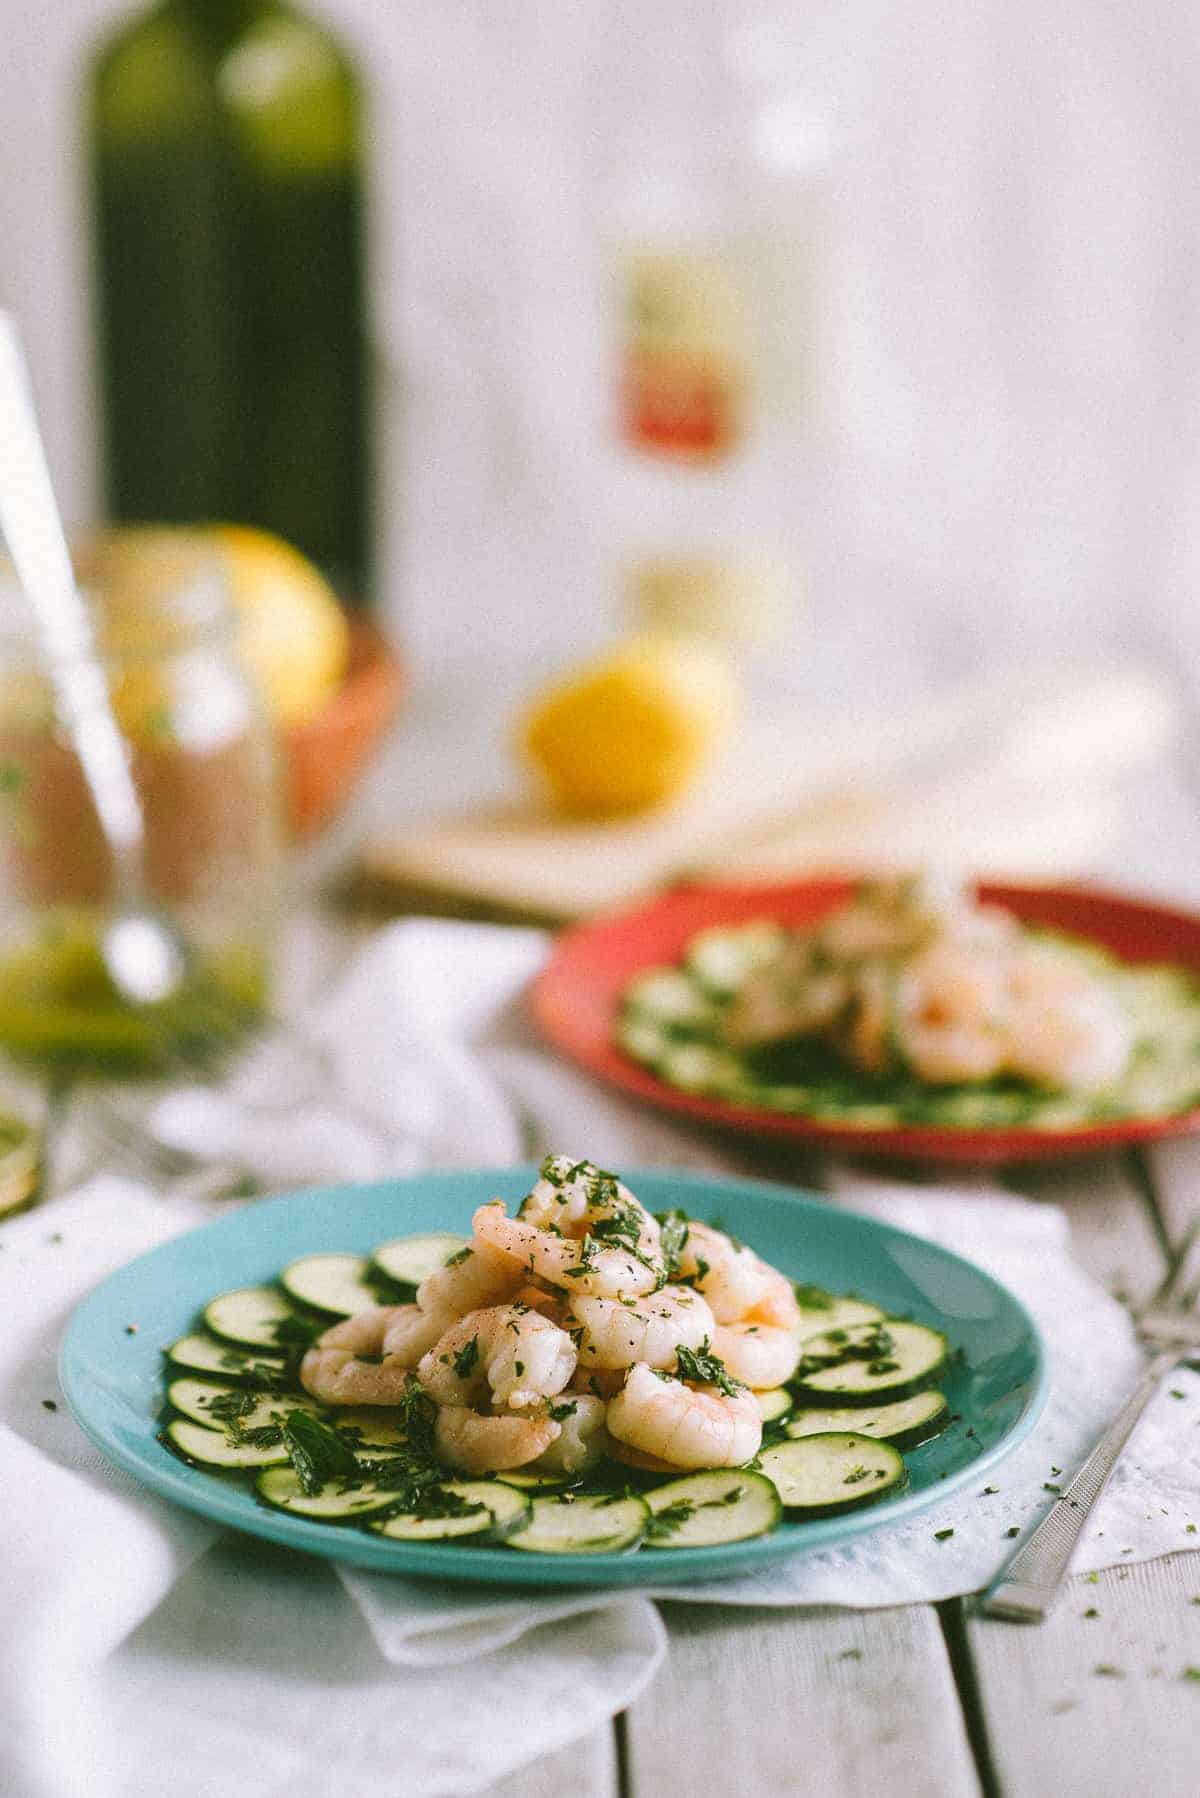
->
279, 1253, 378, 1318
506, 1492, 649, 1555
794, 1294, 886, 1338
202, 1285, 297, 1349
163, 1418, 290, 1470
786, 1390, 950, 1451
622, 968, 718, 1029
753, 1387, 793, 1424
684, 922, 788, 998
371, 1481, 531, 1543
495, 1468, 577, 1493
255, 1467, 399, 1521
325, 1407, 409, 1450
794, 1320, 947, 1403
166, 1377, 319, 1432
759, 1432, 906, 1515
370, 1233, 471, 1291
645, 1469, 781, 1548
166, 1332, 287, 1386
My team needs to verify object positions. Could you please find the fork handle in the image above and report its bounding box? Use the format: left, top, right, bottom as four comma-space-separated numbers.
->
979, 1345, 1181, 1622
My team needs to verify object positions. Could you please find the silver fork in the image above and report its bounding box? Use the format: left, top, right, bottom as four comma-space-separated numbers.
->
980, 1220, 1200, 1622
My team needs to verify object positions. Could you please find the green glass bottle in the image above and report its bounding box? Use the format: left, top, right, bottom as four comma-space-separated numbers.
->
89, 0, 370, 595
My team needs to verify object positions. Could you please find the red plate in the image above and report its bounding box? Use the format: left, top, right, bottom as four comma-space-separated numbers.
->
531, 878, 1200, 1166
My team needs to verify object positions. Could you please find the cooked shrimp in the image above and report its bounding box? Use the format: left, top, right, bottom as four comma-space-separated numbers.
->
570, 1285, 716, 1371
418, 1304, 576, 1410
711, 1320, 803, 1389
606, 1361, 762, 1470
434, 1406, 561, 1474
1005, 949, 1130, 1089
525, 1393, 609, 1476
891, 941, 1008, 1084
473, 1200, 659, 1297
300, 1306, 417, 1406
678, 1222, 799, 1328
379, 1303, 453, 1365
416, 1236, 525, 1320
519, 1155, 663, 1265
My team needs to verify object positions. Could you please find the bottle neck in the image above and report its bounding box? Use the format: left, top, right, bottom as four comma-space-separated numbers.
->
174, 0, 273, 45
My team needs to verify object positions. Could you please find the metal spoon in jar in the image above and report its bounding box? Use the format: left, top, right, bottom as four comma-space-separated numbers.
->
0, 311, 189, 1007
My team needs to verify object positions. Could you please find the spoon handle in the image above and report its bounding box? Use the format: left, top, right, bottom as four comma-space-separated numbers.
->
0, 313, 144, 863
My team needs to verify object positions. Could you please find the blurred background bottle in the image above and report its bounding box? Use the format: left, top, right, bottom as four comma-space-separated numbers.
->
598, 0, 824, 679
88, 0, 371, 598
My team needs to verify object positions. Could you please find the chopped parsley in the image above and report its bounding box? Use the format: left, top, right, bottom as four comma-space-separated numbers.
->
548, 1398, 578, 1423
280, 1411, 361, 1496
934, 1527, 954, 1541
453, 1335, 480, 1379
445, 1246, 474, 1267
656, 1209, 691, 1281
674, 1340, 746, 1396
646, 1485, 744, 1541
793, 1283, 834, 1310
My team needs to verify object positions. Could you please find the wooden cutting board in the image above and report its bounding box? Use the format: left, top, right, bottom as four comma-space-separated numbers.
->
360, 664, 1177, 921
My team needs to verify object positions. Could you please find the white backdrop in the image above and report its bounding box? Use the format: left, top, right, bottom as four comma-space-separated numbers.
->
3, 0, 1200, 689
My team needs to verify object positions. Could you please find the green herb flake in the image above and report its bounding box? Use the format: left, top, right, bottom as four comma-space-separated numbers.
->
1170, 1389, 1186, 1400
453, 1335, 480, 1379
1005, 1527, 1020, 1539
1083, 1607, 1099, 1618
41, 1399, 57, 1412
674, 1340, 745, 1396
1092, 1664, 1125, 1679
837, 1647, 863, 1661
934, 1527, 954, 1541
281, 1411, 361, 1496
445, 1246, 473, 1267
1182, 1667, 1200, 1682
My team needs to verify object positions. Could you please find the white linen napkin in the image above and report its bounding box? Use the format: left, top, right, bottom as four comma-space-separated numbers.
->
8, 919, 1198, 1797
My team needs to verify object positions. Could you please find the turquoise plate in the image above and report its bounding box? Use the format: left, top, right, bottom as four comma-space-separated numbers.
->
60, 1167, 1047, 1587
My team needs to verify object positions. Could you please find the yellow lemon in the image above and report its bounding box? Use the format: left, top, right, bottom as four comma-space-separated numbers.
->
215, 525, 349, 728
520, 632, 738, 817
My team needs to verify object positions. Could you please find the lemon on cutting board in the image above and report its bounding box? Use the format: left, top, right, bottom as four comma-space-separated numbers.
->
215, 525, 349, 728
519, 631, 739, 818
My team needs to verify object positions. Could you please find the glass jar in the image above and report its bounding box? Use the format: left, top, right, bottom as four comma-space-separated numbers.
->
0, 528, 282, 1072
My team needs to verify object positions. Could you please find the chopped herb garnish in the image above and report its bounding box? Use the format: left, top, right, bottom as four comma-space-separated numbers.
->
1083, 1607, 1099, 1618
656, 1209, 691, 1281
674, 1340, 745, 1396
793, 1283, 834, 1310
281, 1411, 360, 1496
843, 1466, 871, 1486
41, 1399, 57, 1412
646, 1485, 744, 1541
445, 1246, 473, 1267
548, 1398, 578, 1423
453, 1335, 480, 1379
125, 1324, 139, 1336
1182, 1667, 1200, 1682
837, 1646, 863, 1661
1005, 1527, 1020, 1539
1092, 1664, 1125, 1679
934, 1527, 954, 1541
982, 1485, 999, 1495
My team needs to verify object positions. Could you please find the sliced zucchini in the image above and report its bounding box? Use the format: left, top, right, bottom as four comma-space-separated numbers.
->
644, 1469, 781, 1548
279, 1252, 378, 1318
164, 1418, 290, 1470
786, 1390, 950, 1451
370, 1232, 471, 1290
658, 1043, 748, 1096
685, 922, 788, 999
759, 1432, 906, 1516
202, 1285, 297, 1349
506, 1492, 649, 1555
623, 968, 718, 1029
166, 1332, 287, 1386
495, 1468, 576, 1493
794, 1293, 886, 1338
753, 1387, 792, 1424
255, 1467, 399, 1521
371, 1481, 531, 1543
167, 1377, 319, 1432
794, 1320, 947, 1403
326, 1407, 409, 1450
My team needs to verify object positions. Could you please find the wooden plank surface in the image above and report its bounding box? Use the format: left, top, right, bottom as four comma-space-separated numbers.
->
967, 1552, 1200, 1798
624, 1601, 980, 1798
484, 1726, 617, 1798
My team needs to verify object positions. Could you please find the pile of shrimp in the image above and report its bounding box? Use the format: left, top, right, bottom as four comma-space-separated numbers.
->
725, 874, 1132, 1092
300, 1155, 803, 1477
